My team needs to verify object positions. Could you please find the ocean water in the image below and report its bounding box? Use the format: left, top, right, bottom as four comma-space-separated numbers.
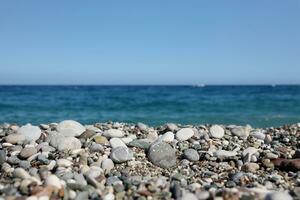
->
0, 85, 299, 127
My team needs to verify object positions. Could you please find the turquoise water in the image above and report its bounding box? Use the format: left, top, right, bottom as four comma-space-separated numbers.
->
0, 85, 299, 127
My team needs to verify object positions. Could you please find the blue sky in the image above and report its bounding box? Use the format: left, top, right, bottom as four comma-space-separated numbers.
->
0, 1, 299, 85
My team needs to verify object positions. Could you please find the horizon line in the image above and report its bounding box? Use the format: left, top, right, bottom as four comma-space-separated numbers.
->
0, 84, 299, 87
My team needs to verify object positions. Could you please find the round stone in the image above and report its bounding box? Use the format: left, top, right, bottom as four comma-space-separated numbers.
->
103, 129, 124, 138
148, 142, 176, 168
93, 135, 110, 145
231, 126, 250, 139
183, 148, 199, 162
57, 120, 85, 137
17, 124, 41, 141
209, 125, 224, 139
45, 175, 62, 189
19, 147, 37, 159
176, 128, 194, 141
109, 138, 127, 148
5, 134, 25, 144
110, 147, 133, 163
56, 137, 82, 151
101, 158, 114, 172
160, 131, 174, 143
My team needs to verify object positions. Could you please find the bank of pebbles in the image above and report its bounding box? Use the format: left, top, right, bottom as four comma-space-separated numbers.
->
0, 120, 299, 200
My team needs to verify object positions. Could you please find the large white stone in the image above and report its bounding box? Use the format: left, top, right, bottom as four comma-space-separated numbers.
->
209, 125, 224, 139
160, 131, 174, 143
45, 175, 62, 189
17, 124, 41, 141
57, 120, 85, 137
109, 138, 127, 148
176, 128, 194, 141
56, 137, 82, 151
103, 129, 124, 138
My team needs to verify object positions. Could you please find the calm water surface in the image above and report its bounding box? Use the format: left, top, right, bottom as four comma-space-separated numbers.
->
0, 85, 299, 127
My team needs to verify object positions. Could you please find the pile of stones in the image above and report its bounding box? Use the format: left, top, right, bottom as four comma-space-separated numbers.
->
0, 120, 299, 200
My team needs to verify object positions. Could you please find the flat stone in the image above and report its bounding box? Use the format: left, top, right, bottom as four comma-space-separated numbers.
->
176, 128, 194, 141
110, 147, 133, 163
109, 138, 127, 148
215, 150, 237, 160
137, 122, 148, 131
57, 120, 86, 137
94, 135, 110, 145
128, 139, 152, 149
103, 129, 124, 138
231, 126, 250, 139
5, 134, 25, 144
183, 149, 199, 162
265, 192, 293, 200
209, 125, 224, 139
19, 147, 37, 159
17, 124, 41, 141
57, 159, 73, 167
148, 142, 176, 168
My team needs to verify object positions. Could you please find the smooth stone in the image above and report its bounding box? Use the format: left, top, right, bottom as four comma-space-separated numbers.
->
56, 137, 82, 151
265, 192, 293, 200
57, 120, 85, 137
147, 130, 158, 141
250, 130, 265, 140
176, 128, 194, 141
5, 134, 25, 144
101, 158, 114, 172
183, 149, 199, 162
75, 191, 89, 200
19, 160, 31, 169
13, 168, 31, 179
93, 135, 110, 145
37, 154, 50, 165
19, 147, 37, 159
79, 130, 96, 139
109, 138, 127, 148
148, 142, 176, 168
128, 139, 152, 149
242, 162, 260, 172
215, 150, 237, 159
121, 137, 133, 144
17, 124, 41, 141
57, 159, 73, 167
160, 131, 174, 143
231, 126, 250, 139
166, 123, 178, 131
137, 122, 148, 131
209, 125, 224, 139
85, 166, 103, 178
0, 150, 6, 165
110, 147, 133, 163
103, 129, 125, 138
104, 193, 115, 200
89, 143, 104, 152
197, 191, 210, 200
179, 192, 198, 200
266, 152, 278, 159
45, 175, 62, 189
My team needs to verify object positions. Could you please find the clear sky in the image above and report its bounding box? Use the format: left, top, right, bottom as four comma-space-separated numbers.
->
0, 1, 299, 85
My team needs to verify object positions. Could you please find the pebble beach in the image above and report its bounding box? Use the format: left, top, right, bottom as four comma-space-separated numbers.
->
0, 120, 299, 200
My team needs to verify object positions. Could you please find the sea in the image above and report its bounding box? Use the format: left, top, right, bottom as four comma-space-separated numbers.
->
0, 85, 299, 128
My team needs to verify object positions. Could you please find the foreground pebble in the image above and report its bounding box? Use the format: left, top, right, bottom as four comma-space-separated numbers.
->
0, 122, 299, 200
